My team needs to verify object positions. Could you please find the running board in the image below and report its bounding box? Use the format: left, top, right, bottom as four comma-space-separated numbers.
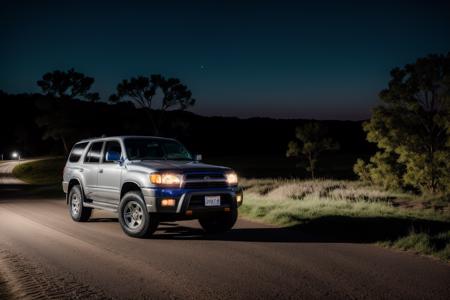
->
83, 201, 118, 212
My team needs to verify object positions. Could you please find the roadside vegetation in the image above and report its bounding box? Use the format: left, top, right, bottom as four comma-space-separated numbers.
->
12, 158, 65, 185
354, 54, 450, 195
239, 178, 450, 261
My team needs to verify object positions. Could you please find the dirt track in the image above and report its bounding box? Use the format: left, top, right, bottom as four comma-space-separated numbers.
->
0, 161, 27, 185
0, 196, 449, 299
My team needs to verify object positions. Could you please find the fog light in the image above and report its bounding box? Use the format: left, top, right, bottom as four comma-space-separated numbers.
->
236, 194, 243, 203
161, 198, 176, 207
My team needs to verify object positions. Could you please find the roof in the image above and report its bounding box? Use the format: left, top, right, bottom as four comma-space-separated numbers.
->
76, 135, 177, 143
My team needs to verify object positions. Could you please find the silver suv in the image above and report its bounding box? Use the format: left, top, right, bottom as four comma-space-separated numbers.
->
62, 136, 243, 238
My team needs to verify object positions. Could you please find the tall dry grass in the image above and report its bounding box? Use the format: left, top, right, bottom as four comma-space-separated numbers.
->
239, 178, 448, 226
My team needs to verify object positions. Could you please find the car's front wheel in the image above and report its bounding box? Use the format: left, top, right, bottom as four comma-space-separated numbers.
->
68, 185, 92, 222
199, 209, 238, 233
118, 191, 159, 238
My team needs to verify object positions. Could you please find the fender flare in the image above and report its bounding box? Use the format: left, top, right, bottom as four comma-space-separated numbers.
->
67, 178, 85, 204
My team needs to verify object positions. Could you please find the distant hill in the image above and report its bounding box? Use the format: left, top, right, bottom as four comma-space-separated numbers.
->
0, 93, 374, 162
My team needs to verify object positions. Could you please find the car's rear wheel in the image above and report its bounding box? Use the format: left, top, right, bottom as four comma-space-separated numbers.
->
68, 185, 92, 222
199, 209, 238, 233
118, 191, 159, 238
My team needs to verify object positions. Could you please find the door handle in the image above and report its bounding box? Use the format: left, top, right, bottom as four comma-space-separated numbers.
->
79, 168, 84, 172
99, 169, 103, 173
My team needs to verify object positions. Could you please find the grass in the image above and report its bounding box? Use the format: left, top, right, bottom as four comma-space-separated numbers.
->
240, 178, 450, 261
12, 158, 65, 185
381, 231, 450, 261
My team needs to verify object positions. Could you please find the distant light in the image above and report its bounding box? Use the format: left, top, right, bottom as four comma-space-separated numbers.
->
11, 152, 18, 158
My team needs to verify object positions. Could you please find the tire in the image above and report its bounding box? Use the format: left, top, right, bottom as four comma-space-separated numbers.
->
118, 191, 159, 238
199, 209, 238, 233
68, 185, 92, 222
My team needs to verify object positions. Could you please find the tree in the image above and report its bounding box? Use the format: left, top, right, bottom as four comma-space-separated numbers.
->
37, 68, 99, 101
109, 74, 195, 135
36, 68, 99, 154
286, 122, 339, 179
35, 99, 78, 154
355, 53, 450, 194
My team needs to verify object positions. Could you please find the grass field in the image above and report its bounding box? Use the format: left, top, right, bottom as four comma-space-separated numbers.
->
12, 158, 450, 261
12, 158, 65, 185
239, 178, 450, 261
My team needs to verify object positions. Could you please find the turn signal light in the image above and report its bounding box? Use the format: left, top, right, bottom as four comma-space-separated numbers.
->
150, 173, 182, 186
150, 173, 162, 184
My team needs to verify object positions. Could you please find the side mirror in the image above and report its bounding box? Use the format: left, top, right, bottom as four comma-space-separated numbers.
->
195, 154, 202, 161
105, 151, 121, 162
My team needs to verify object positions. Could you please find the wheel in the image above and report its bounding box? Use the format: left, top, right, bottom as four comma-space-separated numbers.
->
68, 185, 92, 222
118, 191, 159, 238
199, 209, 238, 233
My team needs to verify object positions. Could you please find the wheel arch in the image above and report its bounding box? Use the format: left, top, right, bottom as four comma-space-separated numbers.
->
120, 181, 143, 201
67, 178, 84, 204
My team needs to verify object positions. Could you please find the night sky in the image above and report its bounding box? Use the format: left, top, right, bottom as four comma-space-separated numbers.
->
1, 0, 449, 120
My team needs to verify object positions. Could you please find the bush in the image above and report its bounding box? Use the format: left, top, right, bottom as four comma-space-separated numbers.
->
354, 152, 403, 190
388, 231, 450, 261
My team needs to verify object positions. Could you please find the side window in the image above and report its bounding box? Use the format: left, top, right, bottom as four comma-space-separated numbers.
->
84, 142, 103, 163
103, 141, 122, 163
68, 142, 88, 163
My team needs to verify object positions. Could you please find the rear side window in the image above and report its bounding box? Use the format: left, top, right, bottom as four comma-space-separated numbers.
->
68, 142, 88, 163
84, 142, 104, 163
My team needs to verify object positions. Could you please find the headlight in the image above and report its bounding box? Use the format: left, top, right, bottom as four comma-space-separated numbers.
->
225, 172, 238, 185
150, 173, 182, 186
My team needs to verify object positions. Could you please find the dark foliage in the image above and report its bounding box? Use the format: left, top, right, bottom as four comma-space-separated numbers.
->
0, 92, 373, 177
356, 53, 450, 193
109, 74, 195, 135
286, 122, 339, 179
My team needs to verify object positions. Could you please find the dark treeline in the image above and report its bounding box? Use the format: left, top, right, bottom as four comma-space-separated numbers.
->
0, 91, 373, 161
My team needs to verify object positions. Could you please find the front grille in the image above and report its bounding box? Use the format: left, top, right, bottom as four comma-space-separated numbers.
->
185, 173, 225, 180
188, 194, 232, 208
184, 181, 228, 189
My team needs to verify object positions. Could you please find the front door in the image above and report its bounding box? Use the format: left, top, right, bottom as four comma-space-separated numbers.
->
97, 140, 123, 204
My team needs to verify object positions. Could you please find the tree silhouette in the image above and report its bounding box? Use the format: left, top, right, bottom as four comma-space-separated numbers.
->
355, 53, 450, 194
37, 68, 99, 102
286, 122, 339, 179
36, 68, 99, 154
110, 74, 195, 135
35, 99, 78, 154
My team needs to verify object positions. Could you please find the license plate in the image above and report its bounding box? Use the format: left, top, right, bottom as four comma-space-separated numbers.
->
205, 195, 221, 206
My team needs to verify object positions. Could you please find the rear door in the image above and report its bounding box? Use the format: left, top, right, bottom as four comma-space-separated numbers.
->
82, 141, 104, 199
97, 140, 123, 204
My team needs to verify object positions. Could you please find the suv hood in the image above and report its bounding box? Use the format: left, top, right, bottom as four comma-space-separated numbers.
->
127, 160, 230, 173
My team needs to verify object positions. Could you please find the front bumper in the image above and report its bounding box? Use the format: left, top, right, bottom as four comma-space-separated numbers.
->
141, 186, 243, 213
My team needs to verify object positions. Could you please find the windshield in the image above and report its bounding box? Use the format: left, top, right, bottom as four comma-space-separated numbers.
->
124, 138, 193, 161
